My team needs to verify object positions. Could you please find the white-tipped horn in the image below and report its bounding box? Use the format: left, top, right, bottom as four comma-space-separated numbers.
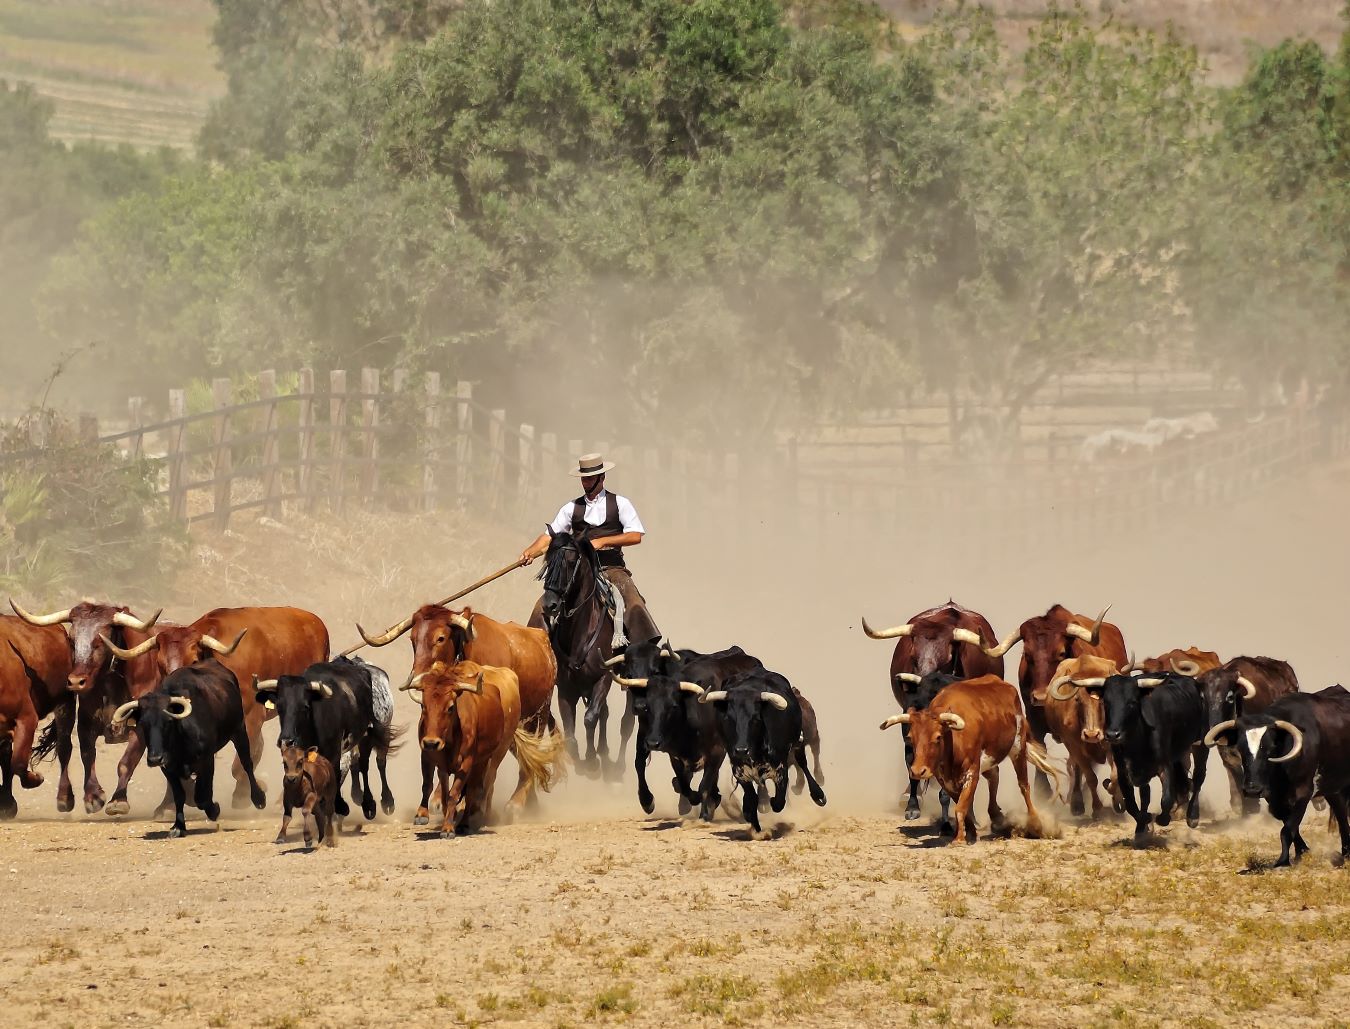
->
356, 615, 414, 648
879, 713, 910, 731
400, 672, 431, 692
698, 690, 728, 705
1136, 677, 1164, 688
1170, 658, 1202, 677
938, 712, 966, 731
678, 681, 705, 696
113, 608, 161, 632
449, 613, 475, 640
9, 598, 71, 626
307, 681, 333, 698
1236, 676, 1257, 700
111, 700, 139, 725
603, 654, 626, 668
1203, 719, 1238, 747
1046, 675, 1078, 702
982, 629, 1022, 658
253, 678, 278, 692
99, 633, 159, 661
861, 617, 913, 640
1073, 677, 1107, 687
760, 692, 789, 711
166, 697, 193, 720
950, 628, 984, 647
201, 629, 247, 655
895, 672, 923, 684
613, 675, 648, 689
1269, 720, 1304, 763
1065, 606, 1110, 645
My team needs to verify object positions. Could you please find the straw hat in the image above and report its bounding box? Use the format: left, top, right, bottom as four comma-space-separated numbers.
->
570, 452, 615, 477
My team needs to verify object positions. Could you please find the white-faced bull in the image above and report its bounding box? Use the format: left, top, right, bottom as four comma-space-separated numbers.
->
861, 601, 1004, 820
1091, 670, 1208, 840
700, 670, 826, 839
1194, 657, 1298, 816
1203, 684, 1350, 868
110, 658, 265, 838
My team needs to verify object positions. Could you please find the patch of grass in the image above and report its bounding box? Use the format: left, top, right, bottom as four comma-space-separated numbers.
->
588, 983, 637, 1017
673, 974, 759, 1017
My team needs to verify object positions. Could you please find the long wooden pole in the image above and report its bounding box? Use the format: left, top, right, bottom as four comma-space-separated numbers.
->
338, 557, 529, 657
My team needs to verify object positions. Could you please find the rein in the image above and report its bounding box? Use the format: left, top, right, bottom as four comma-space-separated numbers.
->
541, 537, 612, 673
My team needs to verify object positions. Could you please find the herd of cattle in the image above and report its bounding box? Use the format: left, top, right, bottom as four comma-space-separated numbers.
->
0, 583, 1347, 864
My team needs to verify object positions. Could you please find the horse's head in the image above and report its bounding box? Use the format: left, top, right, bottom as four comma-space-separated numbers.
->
539, 529, 599, 622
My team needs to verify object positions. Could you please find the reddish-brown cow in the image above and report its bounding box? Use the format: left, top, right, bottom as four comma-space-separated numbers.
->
980, 605, 1126, 797
10, 598, 160, 814
879, 674, 1060, 844
1140, 647, 1222, 676
0, 615, 72, 817
359, 603, 558, 815
1045, 655, 1126, 818
405, 660, 564, 836
105, 607, 329, 807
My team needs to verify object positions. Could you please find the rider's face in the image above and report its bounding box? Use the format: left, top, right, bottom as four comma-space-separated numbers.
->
581, 474, 604, 498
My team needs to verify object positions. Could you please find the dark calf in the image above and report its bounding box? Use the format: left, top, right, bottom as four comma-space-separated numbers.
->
277, 745, 337, 849
110, 659, 265, 838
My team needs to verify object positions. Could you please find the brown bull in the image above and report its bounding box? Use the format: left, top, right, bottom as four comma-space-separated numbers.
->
1140, 647, 1222, 676
406, 661, 564, 836
981, 604, 1126, 798
358, 603, 558, 814
0, 616, 72, 818
105, 607, 329, 808
1196, 656, 1299, 815
1045, 655, 1125, 818
862, 600, 1004, 818
879, 675, 1059, 844
10, 598, 160, 814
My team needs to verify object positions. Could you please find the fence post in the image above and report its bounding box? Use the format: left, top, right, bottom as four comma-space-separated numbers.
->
298, 368, 317, 513
455, 381, 474, 507
360, 367, 381, 504
127, 397, 145, 460
329, 370, 348, 513
423, 372, 441, 512
168, 388, 187, 522
489, 409, 506, 513
212, 377, 233, 531
258, 370, 282, 518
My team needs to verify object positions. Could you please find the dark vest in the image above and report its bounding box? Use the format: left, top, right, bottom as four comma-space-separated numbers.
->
572, 491, 626, 569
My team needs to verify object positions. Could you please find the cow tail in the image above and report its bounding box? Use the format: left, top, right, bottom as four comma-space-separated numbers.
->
32, 717, 62, 764
375, 717, 406, 759
511, 723, 569, 795
1026, 740, 1066, 803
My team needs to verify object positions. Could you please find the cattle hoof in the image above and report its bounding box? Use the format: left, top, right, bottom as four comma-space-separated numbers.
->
639, 795, 655, 815
56, 793, 74, 813
439, 830, 455, 839
304, 837, 314, 850
274, 833, 287, 845
413, 812, 429, 826
335, 797, 351, 817
1187, 814, 1200, 829
105, 799, 130, 817
251, 789, 266, 810
1311, 797, 1328, 813
362, 801, 377, 821
1069, 797, 1085, 817
382, 797, 396, 816
938, 819, 956, 837
677, 796, 692, 816
168, 826, 186, 839
19, 770, 44, 790
203, 801, 221, 822
904, 805, 921, 821
1155, 812, 1171, 828
770, 795, 787, 813
0, 798, 17, 820
1113, 799, 1126, 814
810, 788, 827, 807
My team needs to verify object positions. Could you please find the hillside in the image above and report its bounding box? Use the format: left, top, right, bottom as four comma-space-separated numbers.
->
1, 0, 1343, 149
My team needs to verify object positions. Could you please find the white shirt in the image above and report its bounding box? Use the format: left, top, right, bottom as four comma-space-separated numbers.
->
549, 490, 645, 536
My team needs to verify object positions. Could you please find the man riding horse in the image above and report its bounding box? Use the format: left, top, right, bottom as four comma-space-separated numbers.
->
520, 453, 659, 645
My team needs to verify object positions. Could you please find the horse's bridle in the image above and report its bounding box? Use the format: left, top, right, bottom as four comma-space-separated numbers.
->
542, 537, 598, 624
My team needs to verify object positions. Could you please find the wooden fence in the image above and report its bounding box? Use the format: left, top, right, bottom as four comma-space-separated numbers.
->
3, 365, 1346, 551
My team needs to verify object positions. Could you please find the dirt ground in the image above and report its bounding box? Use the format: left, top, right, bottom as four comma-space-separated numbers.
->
4, 466, 1350, 1027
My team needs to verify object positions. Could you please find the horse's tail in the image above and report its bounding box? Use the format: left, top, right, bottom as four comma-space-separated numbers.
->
512, 723, 569, 795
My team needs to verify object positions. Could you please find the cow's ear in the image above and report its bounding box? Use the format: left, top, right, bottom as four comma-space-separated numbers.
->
643, 634, 662, 647
306, 747, 319, 759
546, 525, 556, 538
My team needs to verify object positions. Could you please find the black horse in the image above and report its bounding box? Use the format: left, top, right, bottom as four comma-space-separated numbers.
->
538, 530, 635, 777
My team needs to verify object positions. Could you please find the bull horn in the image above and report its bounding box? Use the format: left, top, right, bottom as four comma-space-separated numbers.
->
1202, 719, 1238, 747
938, 712, 966, 731
112, 608, 162, 632
253, 677, 278, 692
895, 672, 923, 684
9, 598, 72, 626
99, 633, 159, 660
1236, 676, 1257, 700
1269, 720, 1304, 763
307, 680, 333, 698
879, 713, 910, 731
1046, 676, 1078, 702
982, 630, 1022, 658
861, 617, 913, 640
613, 675, 648, 689
111, 700, 139, 725
698, 690, 728, 705
678, 681, 705, 697
1136, 677, 1164, 688
449, 613, 475, 640
166, 697, 193, 720
1072, 678, 1107, 688
356, 615, 414, 648
603, 654, 626, 669
950, 628, 984, 647
1170, 658, 1202, 677
1065, 606, 1110, 645
201, 629, 247, 655
1120, 653, 1136, 675
760, 692, 789, 711
399, 672, 431, 692
460, 672, 485, 696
